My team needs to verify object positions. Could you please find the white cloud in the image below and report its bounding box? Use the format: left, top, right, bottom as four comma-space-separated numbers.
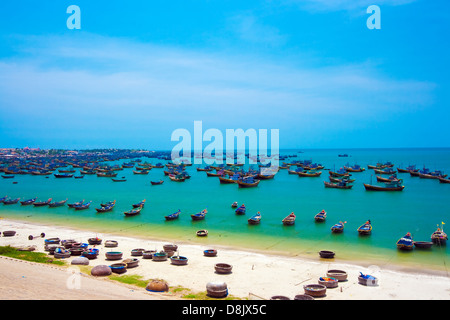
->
0, 33, 435, 139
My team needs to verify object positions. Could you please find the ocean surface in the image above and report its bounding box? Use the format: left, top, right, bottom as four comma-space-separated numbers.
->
1, 148, 449, 273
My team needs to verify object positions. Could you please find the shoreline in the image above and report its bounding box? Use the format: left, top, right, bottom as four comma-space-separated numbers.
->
3, 214, 449, 278
1, 218, 450, 300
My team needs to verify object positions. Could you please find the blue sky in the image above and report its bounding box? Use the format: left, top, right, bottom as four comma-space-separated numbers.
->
0, 0, 448, 150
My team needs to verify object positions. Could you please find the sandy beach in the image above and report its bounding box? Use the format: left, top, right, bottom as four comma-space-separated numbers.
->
1, 218, 449, 300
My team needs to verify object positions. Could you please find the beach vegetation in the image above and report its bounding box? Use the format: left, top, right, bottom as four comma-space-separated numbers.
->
0, 245, 66, 266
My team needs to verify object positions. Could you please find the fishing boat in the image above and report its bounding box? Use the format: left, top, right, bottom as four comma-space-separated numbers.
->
419, 170, 447, 179
329, 176, 355, 183
357, 220, 372, 235
344, 164, 365, 172
439, 177, 450, 183
297, 170, 322, 177
364, 181, 405, 191
20, 197, 37, 205
169, 174, 186, 182
165, 209, 181, 221
256, 173, 275, 180
248, 212, 261, 225
206, 170, 224, 177
414, 241, 433, 249
219, 174, 240, 184
151, 180, 164, 185
96, 200, 116, 212
1, 175, 15, 179
132, 199, 146, 208
48, 199, 68, 207
431, 224, 447, 245
231, 201, 238, 208
235, 204, 246, 215
74, 201, 92, 210
376, 174, 400, 183
374, 168, 397, 175
3, 197, 20, 205
33, 198, 52, 207
68, 200, 84, 208
397, 165, 416, 173
396, 232, 414, 251
282, 212, 296, 226
133, 170, 149, 175
191, 208, 207, 221
0, 196, 8, 203
237, 176, 260, 188
314, 210, 326, 222
54, 173, 73, 178
124, 206, 142, 217
196, 229, 208, 237
324, 181, 353, 189
329, 168, 350, 177
331, 221, 346, 233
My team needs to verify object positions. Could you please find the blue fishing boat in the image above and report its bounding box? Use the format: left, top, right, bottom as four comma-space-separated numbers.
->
235, 204, 246, 215
20, 197, 37, 205
68, 200, 84, 208
48, 199, 68, 207
96, 200, 116, 212
374, 167, 397, 175
331, 221, 346, 233
165, 209, 181, 221
314, 210, 326, 222
132, 199, 146, 208
74, 201, 92, 210
191, 208, 207, 221
396, 232, 414, 251
124, 206, 143, 217
0, 196, 8, 203
3, 197, 20, 205
237, 176, 260, 188
33, 198, 52, 207
357, 220, 372, 235
248, 212, 261, 225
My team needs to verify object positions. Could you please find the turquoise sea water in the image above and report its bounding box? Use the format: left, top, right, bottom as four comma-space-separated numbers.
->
1, 148, 449, 273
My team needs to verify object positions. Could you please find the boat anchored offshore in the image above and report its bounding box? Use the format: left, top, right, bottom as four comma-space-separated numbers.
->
331, 221, 346, 233
397, 232, 414, 251
282, 212, 296, 226
248, 212, 261, 225
357, 220, 372, 235
431, 223, 447, 245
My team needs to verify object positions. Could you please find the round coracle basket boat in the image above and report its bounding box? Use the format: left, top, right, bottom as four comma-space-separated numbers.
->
358, 274, 378, 286
88, 237, 102, 245
62, 239, 77, 249
326, 270, 348, 282
105, 251, 123, 260
69, 247, 84, 256
123, 258, 139, 268
294, 294, 314, 300
44, 238, 60, 245
318, 277, 338, 288
206, 282, 228, 298
143, 250, 157, 259
110, 263, 127, 274
170, 255, 188, 266
91, 265, 112, 277
152, 251, 168, 262
104, 240, 118, 248
303, 284, 327, 297
319, 250, 335, 259
215, 263, 233, 274
196, 229, 208, 237
131, 248, 145, 256
82, 249, 99, 260
46, 245, 58, 254
163, 244, 178, 252
3, 230, 16, 237
146, 280, 169, 292
203, 249, 217, 257
53, 247, 71, 259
